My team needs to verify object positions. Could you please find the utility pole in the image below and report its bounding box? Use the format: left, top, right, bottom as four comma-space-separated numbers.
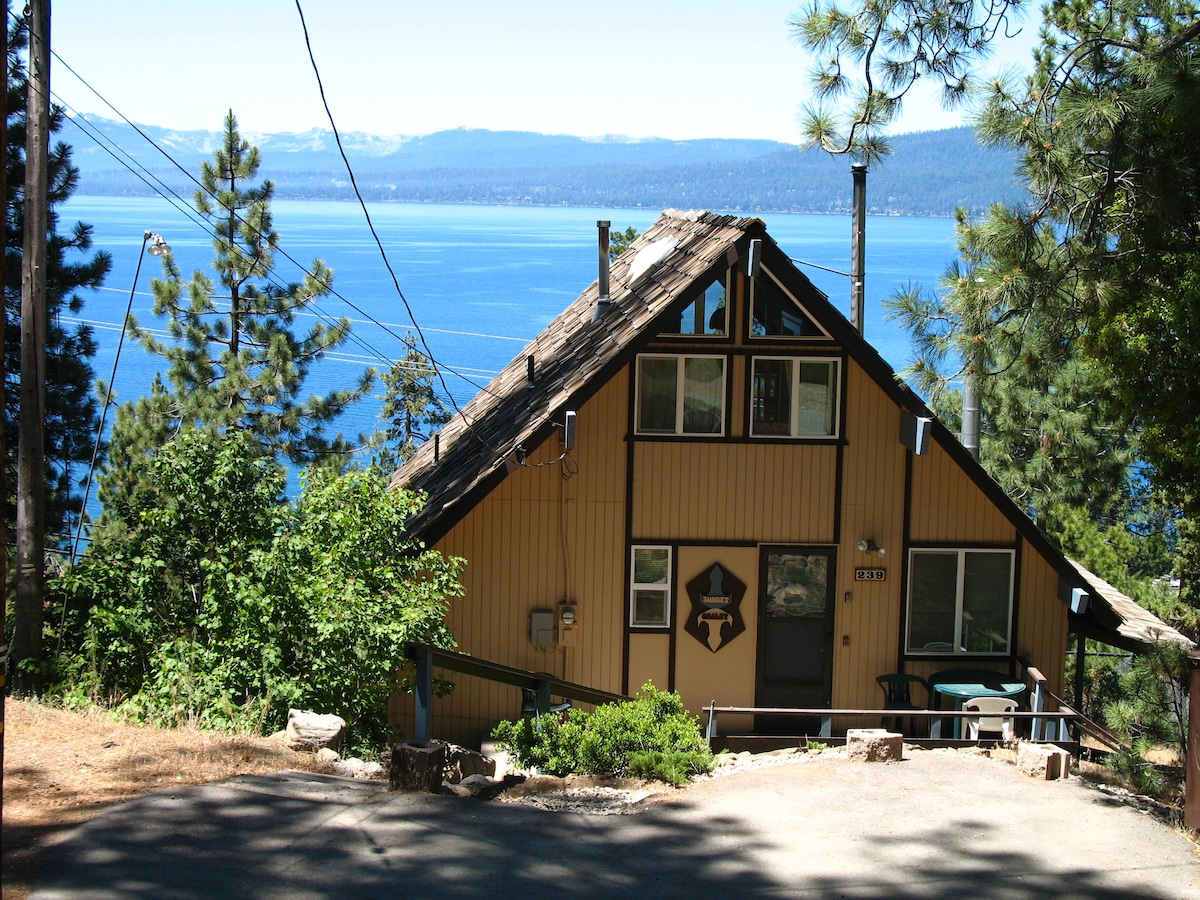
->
1, 0, 10, 861
14, 0, 49, 694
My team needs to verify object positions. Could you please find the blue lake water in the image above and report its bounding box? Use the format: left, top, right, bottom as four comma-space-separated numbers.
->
62, 196, 958, 460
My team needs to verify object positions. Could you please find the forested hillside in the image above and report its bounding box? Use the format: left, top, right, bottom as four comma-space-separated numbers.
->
69, 116, 1022, 216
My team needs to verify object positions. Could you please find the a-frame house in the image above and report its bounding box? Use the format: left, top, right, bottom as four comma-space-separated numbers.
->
392, 209, 1189, 746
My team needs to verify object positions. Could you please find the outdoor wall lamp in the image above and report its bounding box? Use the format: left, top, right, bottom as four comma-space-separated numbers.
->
857, 539, 886, 558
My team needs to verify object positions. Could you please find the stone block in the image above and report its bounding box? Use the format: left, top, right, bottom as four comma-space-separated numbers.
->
1016, 741, 1068, 780
390, 740, 449, 792
846, 728, 903, 762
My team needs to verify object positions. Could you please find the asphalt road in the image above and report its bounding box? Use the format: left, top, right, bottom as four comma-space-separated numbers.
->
30, 750, 1200, 899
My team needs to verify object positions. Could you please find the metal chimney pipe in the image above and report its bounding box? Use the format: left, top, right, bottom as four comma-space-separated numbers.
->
850, 163, 867, 334
961, 350, 982, 460
594, 220, 611, 321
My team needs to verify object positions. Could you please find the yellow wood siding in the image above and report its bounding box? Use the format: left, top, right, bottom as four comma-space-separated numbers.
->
416, 371, 630, 745
833, 361, 908, 717
631, 442, 838, 543
627, 633, 670, 696
909, 443, 1013, 544
673, 546, 758, 734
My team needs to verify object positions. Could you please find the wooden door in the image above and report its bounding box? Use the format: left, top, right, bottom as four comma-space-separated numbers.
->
755, 546, 836, 733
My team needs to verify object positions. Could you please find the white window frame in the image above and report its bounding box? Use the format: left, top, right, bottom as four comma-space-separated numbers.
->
630, 545, 672, 628
634, 353, 727, 436
749, 356, 841, 438
905, 548, 1015, 656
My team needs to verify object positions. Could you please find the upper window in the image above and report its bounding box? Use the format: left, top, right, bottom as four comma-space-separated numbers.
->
751, 357, 840, 438
636, 354, 726, 436
631, 546, 672, 628
751, 272, 824, 338
664, 273, 727, 336
906, 549, 1014, 656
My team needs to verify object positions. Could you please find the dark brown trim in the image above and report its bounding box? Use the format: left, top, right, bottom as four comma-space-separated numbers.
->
898, 451, 914, 672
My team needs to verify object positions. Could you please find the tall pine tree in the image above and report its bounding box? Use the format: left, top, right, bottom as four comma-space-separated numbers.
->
4, 18, 110, 548
99, 111, 371, 516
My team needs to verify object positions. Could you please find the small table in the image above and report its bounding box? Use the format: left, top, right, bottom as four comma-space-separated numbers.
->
930, 675, 1025, 738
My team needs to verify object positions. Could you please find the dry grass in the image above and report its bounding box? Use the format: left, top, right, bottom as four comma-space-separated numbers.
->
2, 698, 329, 900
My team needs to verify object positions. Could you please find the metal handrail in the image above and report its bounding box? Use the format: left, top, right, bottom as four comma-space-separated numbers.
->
405, 642, 630, 741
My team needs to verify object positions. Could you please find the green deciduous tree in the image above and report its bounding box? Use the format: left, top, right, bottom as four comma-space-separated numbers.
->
57, 429, 463, 751
99, 111, 370, 515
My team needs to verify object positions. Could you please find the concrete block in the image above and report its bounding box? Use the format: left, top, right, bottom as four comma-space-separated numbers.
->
846, 728, 903, 762
1016, 741, 1068, 780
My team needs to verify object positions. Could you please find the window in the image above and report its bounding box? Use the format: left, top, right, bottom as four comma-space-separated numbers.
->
751, 272, 824, 337
631, 546, 672, 627
663, 273, 727, 336
751, 357, 839, 437
635, 354, 726, 435
906, 549, 1014, 655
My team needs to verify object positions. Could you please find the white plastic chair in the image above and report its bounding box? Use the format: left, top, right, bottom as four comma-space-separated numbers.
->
963, 697, 1017, 741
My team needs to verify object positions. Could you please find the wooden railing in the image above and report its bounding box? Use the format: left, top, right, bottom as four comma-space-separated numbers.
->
702, 704, 1079, 744
404, 642, 630, 742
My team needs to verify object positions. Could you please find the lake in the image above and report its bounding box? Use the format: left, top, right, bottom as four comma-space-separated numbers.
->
61, 196, 958, 457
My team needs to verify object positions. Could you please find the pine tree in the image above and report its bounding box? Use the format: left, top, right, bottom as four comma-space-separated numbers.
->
3, 18, 110, 547
368, 333, 450, 472
99, 111, 371, 513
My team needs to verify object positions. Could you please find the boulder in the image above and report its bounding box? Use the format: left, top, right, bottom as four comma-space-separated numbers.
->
846, 728, 903, 762
444, 745, 497, 784
316, 747, 340, 763
284, 709, 346, 752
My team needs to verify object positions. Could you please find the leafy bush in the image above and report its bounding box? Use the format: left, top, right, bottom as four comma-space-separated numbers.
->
492, 683, 714, 782
53, 430, 464, 754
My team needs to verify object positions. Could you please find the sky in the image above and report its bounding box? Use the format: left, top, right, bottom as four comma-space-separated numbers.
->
47, 0, 1041, 145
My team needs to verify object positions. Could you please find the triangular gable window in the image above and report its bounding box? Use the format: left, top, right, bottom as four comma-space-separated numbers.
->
751, 270, 827, 339
662, 271, 728, 337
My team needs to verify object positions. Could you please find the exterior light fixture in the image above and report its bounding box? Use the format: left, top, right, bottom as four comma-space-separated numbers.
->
857, 539, 886, 558
146, 232, 171, 256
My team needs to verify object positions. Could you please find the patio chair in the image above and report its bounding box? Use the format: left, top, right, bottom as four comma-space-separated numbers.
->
521, 687, 571, 724
876, 674, 927, 735
963, 696, 1017, 741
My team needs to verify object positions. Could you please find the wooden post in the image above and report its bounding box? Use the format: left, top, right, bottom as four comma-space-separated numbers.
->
413, 645, 433, 742
1185, 650, 1200, 831
13, 0, 49, 694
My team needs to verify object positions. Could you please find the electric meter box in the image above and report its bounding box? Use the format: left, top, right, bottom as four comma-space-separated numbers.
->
529, 609, 556, 647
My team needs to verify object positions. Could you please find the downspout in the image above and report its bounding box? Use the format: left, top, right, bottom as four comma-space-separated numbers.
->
850, 163, 866, 335
593, 220, 611, 321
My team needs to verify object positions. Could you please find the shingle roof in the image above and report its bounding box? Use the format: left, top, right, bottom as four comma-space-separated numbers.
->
1067, 560, 1194, 651
392, 209, 773, 539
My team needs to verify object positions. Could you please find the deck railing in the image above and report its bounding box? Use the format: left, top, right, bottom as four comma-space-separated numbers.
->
404, 642, 630, 742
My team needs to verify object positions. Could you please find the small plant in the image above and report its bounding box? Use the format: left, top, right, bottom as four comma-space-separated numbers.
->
805, 739, 827, 751
492, 682, 714, 782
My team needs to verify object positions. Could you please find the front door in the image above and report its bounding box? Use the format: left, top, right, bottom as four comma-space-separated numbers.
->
755, 546, 836, 733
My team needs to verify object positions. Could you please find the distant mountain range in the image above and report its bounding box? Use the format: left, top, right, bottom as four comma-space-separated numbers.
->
65, 114, 1025, 217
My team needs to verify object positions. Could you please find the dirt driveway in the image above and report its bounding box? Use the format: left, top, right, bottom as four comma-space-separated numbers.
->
29, 748, 1200, 899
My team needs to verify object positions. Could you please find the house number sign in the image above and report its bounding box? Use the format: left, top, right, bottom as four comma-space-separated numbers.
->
854, 568, 887, 582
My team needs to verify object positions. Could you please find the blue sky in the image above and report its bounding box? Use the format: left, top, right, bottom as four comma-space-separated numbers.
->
51, 0, 1039, 143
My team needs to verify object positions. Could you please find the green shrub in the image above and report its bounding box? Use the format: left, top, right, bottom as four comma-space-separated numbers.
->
492, 683, 714, 782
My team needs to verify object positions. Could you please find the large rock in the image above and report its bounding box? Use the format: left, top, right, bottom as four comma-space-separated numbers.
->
444, 745, 497, 784
846, 728, 903, 762
284, 709, 346, 752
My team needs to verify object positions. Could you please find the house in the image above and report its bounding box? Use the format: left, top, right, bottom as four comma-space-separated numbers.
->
391, 209, 1190, 747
